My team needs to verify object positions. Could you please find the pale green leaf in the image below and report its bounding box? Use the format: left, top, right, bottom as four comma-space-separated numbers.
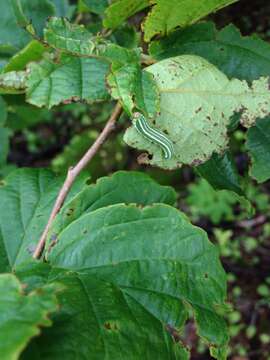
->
149, 22, 270, 81
143, 0, 239, 41
26, 54, 110, 108
124, 55, 270, 169
48, 203, 228, 356
104, 0, 150, 29
0, 273, 59, 360
246, 116, 270, 183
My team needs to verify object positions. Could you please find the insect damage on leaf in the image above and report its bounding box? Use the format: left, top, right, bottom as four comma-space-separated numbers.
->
124, 55, 270, 170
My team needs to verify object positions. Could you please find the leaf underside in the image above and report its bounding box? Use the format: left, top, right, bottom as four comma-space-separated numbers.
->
124, 55, 270, 169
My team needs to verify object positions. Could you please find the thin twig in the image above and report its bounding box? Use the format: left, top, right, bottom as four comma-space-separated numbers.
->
74, 13, 83, 25
33, 102, 122, 259
237, 215, 266, 228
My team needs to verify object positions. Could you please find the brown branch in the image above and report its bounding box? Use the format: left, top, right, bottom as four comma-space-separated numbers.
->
74, 13, 83, 25
33, 102, 123, 259
236, 215, 266, 229
140, 54, 157, 65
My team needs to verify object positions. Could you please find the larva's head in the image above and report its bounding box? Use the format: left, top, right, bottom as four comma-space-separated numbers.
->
132, 112, 143, 125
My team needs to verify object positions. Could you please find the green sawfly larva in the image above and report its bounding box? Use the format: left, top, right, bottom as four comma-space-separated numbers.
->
132, 112, 174, 160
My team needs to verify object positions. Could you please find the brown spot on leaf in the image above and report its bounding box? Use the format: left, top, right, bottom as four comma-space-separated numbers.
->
104, 322, 111, 330
104, 322, 119, 331
138, 153, 151, 165
191, 159, 203, 166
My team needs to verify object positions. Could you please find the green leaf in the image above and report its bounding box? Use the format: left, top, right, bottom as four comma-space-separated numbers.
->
47, 170, 176, 242
48, 204, 228, 356
21, 270, 188, 359
0, 96, 7, 126
0, 96, 9, 168
149, 22, 270, 81
246, 117, 270, 183
196, 152, 243, 195
0, 168, 87, 271
143, 0, 238, 41
0, 128, 10, 166
50, 0, 71, 17
15, 261, 53, 293
105, 44, 159, 116
43, 17, 159, 115
104, 0, 150, 29
0, 273, 59, 360
3, 40, 46, 72
11, 0, 55, 37
195, 152, 253, 214
124, 55, 270, 169
0, 1, 30, 52
26, 54, 110, 108
0, 70, 27, 94
82, 0, 109, 15
187, 178, 238, 224
3, 168, 228, 357
6, 103, 50, 130
112, 24, 140, 49
44, 17, 98, 56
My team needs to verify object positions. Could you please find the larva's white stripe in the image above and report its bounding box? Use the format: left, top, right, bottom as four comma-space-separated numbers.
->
137, 120, 172, 155
135, 118, 173, 159
140, 120, 173, 149
132, 113, 174, 159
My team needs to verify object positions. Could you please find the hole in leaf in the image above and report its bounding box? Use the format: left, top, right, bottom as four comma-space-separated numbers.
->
66, 208, 74, 216
104, 322, 111, 330
85, 177, 91, 185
